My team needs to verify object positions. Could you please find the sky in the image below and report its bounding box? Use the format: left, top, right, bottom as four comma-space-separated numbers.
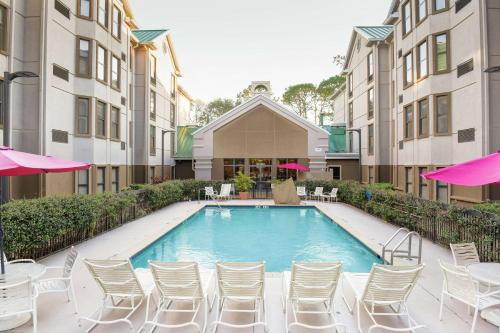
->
130, 0, 391, 102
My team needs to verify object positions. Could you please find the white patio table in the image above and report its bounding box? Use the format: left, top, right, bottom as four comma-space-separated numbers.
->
0, 262, 46, 331
467, 262, 500, 329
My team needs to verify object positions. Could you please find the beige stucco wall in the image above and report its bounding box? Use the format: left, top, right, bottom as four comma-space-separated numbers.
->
213, 106, 308, 158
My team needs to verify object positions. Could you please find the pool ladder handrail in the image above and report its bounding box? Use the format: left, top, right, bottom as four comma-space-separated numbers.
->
382, 228, 422, 265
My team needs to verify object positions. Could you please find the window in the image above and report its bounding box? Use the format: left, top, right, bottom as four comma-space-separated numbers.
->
416, 0, 427, 23
402, 1, 412, 36
97, 0, 108, 28
150, 166, 155, 182
0, 8, 9, 51
405, 167, 413, 193
150, 125, 156, 155
434, 32, 449, 73
170, 102, 176, 127
112, 5, 121, 39
170, 74, 176, 98
368, 124, 374, 155
97, 45, 107, 82
330, 166, 341, 180
77, 0, 92, 18
418, 167, 429, 199
417, 98, 429, 137
110, 106, 120, 140
367, 52, 373, 82
76, 37, 92, 77
277, 158, 299, 180
417, 40, 428, 79
223, 159, 245, 180
404, 104, 414, 139
96, 100, 107, 138
111, 55, 120, 89
96, 167, 106, 193
348, 102, 353, 127
249, 159, 272, 181
433, 0, 448, 12
368, 166, 374, 184
150, 55, 157, 84
170, 132, 175, 158
403, 51, 413, 86
367, 88, 374, 119
435, 94, 450, 134
76, 97, 91, 136
436, 170, 448, 203
348, 73, 353, 97
348, 131, 353, 152
111, 167, 119, 193
150, 90, 156, 120
77, 170, 89, 194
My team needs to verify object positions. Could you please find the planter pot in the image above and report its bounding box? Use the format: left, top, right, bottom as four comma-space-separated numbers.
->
239, 192, 250, 200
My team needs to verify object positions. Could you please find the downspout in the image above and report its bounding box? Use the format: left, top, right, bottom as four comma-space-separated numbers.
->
39, 0, 49, 196
479, 0, 490, 200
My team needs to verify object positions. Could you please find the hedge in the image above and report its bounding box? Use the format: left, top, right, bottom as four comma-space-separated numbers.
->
1, 179, 498, 261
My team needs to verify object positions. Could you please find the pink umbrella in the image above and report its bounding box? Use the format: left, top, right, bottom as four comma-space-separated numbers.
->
277, 163, 310, 172
0, 146, 91, 274
0, 146, 91, 176
422, 152, 500, 186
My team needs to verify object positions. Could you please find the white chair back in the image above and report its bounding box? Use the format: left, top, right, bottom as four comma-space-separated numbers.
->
289, 262, 342, 301
220, 184, 232, 197
216, 262, 265, 299
149, 261, 203, 300
361, 264, 424, 305
63, 246, 79, 278
296, 187, 306, 196
313, 187, 323, 196
450, 243, 480, 267
330, 188, 338, 197
439, 260, 476, 305
0, 279, 35, 315
205, 186, 215, 196
83, 259, 144, 298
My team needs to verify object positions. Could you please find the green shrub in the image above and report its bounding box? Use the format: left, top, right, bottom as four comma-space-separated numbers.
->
473, 202, 500, 215
234, 171, 254, 192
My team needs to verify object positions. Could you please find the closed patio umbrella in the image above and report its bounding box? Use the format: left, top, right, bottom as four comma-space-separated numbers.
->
0, 146, 91, 274
421, 152, 500, 186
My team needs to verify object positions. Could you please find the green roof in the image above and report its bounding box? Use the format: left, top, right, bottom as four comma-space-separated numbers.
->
354, 26, 393, 41
132, 29, 168, 43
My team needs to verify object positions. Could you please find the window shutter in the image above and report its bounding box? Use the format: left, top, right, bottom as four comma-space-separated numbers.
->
55, 0, 70, 19
53, 64, 69, 81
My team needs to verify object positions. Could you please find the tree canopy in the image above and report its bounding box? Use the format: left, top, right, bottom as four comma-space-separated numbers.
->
194, 98, 235, 125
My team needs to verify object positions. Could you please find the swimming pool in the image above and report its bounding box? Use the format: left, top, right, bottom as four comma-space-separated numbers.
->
131, 206, 383, 272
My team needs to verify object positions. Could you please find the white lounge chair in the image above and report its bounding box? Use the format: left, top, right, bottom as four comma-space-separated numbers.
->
205, 186, 216, 200
2, 253, 35, 264
0, 279, 38, 333
282, 262, 345, 332
450, 243, 480, 268
142, 261, 215, 333
438, 260, 500, 333
212, 262, 267, 332
296, 186, 307, 200
38, 246, 79, 313
343, 264, 425, 333
309, 187, 324, 201
217, 184, 232, 200
79, 259, 155, 333
321, 188, 339, 202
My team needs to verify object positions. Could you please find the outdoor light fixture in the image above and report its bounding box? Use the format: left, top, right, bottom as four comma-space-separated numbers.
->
484, 66, 500, 73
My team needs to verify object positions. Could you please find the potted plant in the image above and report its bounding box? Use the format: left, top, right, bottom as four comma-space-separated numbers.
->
234, 171, 254, 200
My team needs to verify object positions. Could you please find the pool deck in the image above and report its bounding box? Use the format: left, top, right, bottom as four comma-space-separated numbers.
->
10, 199, 498, 333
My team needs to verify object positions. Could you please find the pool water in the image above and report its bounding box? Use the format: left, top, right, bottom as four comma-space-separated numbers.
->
131, 206, 383, 272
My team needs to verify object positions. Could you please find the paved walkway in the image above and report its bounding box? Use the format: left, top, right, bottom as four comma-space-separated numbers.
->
5, 200, 498, 332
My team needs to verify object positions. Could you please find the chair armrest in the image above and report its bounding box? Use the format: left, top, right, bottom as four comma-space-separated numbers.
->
9, 258, 36, 264
38, 276, 71, 283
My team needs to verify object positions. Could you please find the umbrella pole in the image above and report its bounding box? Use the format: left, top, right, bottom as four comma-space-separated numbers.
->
0, 211, 4, 275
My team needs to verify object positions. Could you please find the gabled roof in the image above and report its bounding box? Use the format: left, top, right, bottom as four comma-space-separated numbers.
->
354, 26, 393, 42
342, 25, 394, 72
384, 0, 400, 24
132, 29, 168, 43
193, 94, 329, 137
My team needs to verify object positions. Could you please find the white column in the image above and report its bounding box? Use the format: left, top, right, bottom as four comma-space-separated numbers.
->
194, 159, 212, 180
